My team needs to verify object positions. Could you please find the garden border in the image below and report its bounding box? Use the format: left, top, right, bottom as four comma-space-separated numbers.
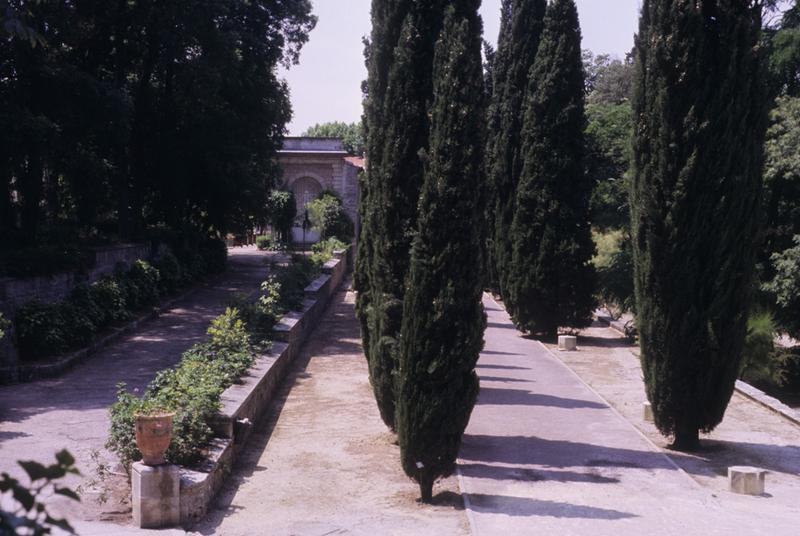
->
176, 246, 351, 526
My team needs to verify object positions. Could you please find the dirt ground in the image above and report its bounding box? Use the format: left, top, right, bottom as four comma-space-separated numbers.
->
546, 320, 800, 518
189, 285, 470, 536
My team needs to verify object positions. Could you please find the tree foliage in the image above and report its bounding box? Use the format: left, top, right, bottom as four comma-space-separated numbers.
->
302, 121, 365, 156
506, 0, 595, 338
266, 190, 297, 245
359, 0, 445, 430
630, 0, 768, 449
397, 0, 485, 502
485, 0, 547, 299
0, 1, 315, 248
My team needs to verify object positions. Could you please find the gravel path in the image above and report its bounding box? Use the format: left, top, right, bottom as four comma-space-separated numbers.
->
457, 295, 798, 535
190, 284, 469, 536
0, 246, 274, 525
545, 316, 800, 533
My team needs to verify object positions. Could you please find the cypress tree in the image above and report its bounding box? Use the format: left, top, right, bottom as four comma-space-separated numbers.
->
356, 0, 410, 387
485, 0, 547, 302
507, 0, 596, 338
363, 2, 445, 429
396, 0, 486, 503
630, 0, 768, 450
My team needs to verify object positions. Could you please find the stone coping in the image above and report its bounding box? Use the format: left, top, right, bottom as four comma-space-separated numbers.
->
174, 246, 351, 527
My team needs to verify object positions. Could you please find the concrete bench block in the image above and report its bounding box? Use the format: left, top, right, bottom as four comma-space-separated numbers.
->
558, 335, 577, 351
728, 466, 767, 495
132, 462, 180, 528
643, 402, 654, 422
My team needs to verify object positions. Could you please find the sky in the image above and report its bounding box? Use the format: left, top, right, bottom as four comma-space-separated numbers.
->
281, 0, 642, 135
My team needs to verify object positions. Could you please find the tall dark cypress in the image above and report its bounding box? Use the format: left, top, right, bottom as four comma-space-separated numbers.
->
630, 0, 768, 450
485, 0, 547, 301
396, 0, 486, 503
356, 0, 410, 391
364, 2, 445, 429
507, 0, 595, 338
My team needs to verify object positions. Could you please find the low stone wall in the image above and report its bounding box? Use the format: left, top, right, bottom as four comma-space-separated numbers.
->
174, 246, 351, 526
0, 243, 151, 311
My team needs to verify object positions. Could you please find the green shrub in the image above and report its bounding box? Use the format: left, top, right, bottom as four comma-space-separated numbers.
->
60, 301, 97, 349
593, 229, 635, 316
15, 302, 68, 359
310, 237, 347, 266
107, 308, 256, 467
763, 235, 800, 339
118, 260, 160, 310
68, 283, 104, 327
154, 251, 184, 294
740, 310, 777, 381
273, 255, 320, 311
307, 191, 354, 242
90, 277, 129, 323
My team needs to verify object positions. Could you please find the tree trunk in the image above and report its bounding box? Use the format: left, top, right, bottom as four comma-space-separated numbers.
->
671, 421, 700, 451
418, 472, 434, 504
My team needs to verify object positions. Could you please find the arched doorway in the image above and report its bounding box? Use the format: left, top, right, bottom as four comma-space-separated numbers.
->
290, 176, 322, 244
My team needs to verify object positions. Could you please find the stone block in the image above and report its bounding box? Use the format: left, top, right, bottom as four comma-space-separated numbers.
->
132, 462, 180, 528
728, 466, 766, 495
558, 335, 578, 351
643, 402, 653, 422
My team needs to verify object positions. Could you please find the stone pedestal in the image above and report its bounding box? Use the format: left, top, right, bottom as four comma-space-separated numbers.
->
558, 335, 577, 351
132, 462, 180, 528
643, 402, 654, 422
728, 466, 767, 495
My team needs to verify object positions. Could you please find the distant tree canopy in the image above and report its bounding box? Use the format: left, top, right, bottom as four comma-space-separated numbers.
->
582, 50, 634, 105
0, 1, 316, 247
302, 122, 365, 156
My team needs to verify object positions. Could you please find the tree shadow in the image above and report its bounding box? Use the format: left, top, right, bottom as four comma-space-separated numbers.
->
481, 350, 525, 356
476, 364, 529, 371
467, 493, 637, 520
670, 438, 800, 479
477, 387, 607, 409
460, 462, 619, 484
461, 434, 676, 471
577, 334, 636, 349
477, 375, 530, 384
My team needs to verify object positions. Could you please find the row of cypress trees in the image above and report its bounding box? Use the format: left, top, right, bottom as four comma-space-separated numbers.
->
487, 0, 596, 338
358, 0, 595, 500
357, 0, 486, 500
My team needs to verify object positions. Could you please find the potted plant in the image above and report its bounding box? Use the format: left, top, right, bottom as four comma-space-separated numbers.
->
134, 406, 175, 466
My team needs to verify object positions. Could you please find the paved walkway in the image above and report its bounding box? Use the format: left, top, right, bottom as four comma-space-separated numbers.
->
0, 246, 273, 524
460, 296, 796, 535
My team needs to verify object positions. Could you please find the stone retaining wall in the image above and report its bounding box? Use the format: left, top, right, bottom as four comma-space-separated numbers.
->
176, 246, 351, 526
0, 243, 151, 311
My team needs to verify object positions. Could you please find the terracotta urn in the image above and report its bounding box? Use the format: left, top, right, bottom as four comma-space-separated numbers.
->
134, 412, 174, 466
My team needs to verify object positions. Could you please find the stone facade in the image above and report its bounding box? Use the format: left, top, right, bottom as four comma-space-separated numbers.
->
277, 137, 362, 244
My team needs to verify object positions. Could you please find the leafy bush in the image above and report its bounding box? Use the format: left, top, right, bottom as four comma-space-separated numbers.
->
266, 190, 297, 244
593, 229, 635, 316
763, 235, 800, 339
60, 301, 97, 349
273, 255, 320, 311
307, 191, 354, 242
119, 260, 161, 309
740, 310, 777, 381
90, 277, 129, 324
256, 235, 276, 251
15, 302, 68, 359
231, 280, 283, 338
310, 237, 348, 266
0, 449, 80, 535
107, 308, 257, 467
154, 251, 184, 294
